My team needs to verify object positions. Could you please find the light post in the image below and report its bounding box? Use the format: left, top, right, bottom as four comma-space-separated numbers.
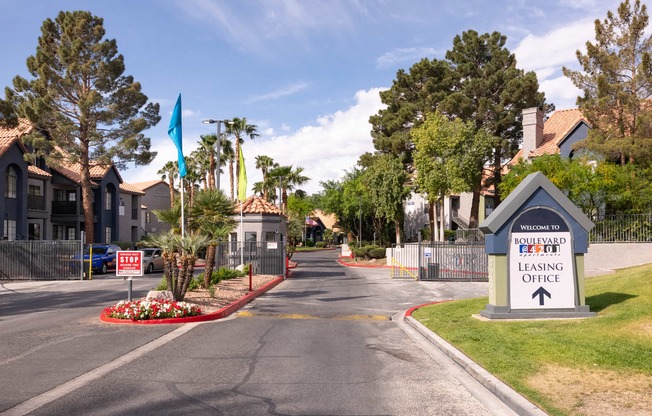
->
202, 119, 232, 191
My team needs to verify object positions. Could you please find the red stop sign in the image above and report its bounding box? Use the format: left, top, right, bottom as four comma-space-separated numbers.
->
116, 251, 143, 277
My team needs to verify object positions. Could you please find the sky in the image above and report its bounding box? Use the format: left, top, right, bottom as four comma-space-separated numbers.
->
0, 0, 623, 195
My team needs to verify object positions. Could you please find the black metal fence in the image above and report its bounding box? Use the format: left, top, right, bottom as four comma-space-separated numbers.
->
214, 241, 286, 275
589, 214, 652, 243
0, 240, 83, 280
389, 241, 488, 282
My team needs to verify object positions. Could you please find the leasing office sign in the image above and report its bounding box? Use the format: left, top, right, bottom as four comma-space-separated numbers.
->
509, 208, 575, 310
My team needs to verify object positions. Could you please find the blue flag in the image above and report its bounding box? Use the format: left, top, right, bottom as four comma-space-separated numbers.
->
168, 94, 187, 178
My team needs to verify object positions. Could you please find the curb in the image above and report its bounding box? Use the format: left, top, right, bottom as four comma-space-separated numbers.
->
336, 259, 391, 269
99, 275, 286, 325
404, 303, 547, 416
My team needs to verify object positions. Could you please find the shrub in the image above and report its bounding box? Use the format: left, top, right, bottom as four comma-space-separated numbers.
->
369, 247, 386, 259
210, 267, 246, 286
348, 241, 358, 249
315, 241, 326, 248
305, 239, 315, 247
187, 277, 201, 291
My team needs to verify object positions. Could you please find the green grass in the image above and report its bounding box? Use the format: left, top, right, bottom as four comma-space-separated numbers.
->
412, 264, 652, 415
294, 246, 332, 252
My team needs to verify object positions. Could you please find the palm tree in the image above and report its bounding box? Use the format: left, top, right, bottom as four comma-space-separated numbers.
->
255, 155, 278, 201
220, 138, 235, 200
158, 160, 178, 207
269, 165, 310, 213
225, 117, 259, 199
152, 202, 182, 234
176, 232, 208, 301
199, 134, 218, 189
188, 189, 236, 288
189, 148, 209, 190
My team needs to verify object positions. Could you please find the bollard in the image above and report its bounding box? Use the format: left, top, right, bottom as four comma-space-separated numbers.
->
128, 277, 133, 301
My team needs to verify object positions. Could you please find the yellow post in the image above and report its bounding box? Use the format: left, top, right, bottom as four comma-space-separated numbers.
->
88, 245, 93, 280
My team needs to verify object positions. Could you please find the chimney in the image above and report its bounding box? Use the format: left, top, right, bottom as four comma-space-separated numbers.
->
522, 107, 543, 160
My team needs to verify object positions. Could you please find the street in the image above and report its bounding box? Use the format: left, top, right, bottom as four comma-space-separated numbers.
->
0, 250, 513, 415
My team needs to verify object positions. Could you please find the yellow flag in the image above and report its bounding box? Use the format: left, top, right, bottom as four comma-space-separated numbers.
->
238, 146, 247, 202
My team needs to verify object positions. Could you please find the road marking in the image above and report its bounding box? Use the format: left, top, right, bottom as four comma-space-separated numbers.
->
0, 323, 201, 416
237, 310, 389, 321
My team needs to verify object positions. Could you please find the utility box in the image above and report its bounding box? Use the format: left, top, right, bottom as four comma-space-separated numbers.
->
478, 172, 596, 319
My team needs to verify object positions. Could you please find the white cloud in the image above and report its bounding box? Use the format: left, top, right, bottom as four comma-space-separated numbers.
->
540, 77, 582, 110
122, 88, 386, 196
241, 87, 386, 195
513, 17, 594, 75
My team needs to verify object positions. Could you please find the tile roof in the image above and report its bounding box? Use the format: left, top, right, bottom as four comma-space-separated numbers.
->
27, 165, 52, 179
0, 119, 31, 158
51, 164, 99, 186
120, 182, 146, 195
235, 195, 286, 217
130, 179, 166, 191
511, 108, 588, 163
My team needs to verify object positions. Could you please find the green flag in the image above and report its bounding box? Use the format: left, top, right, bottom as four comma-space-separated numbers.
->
238, 146, 247, 202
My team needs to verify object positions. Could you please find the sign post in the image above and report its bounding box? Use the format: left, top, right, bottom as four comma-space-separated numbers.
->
479, 172, 596, 319
116, 251, 143, 302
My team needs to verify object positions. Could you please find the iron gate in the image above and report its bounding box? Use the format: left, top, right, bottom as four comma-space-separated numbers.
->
215, 241, 286, 275
0, 240, 83, 280
389, 241, 488, 282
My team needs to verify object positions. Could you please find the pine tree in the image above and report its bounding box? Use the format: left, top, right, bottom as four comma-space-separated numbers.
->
5, 11, 160, 243
563, 0, 652, 165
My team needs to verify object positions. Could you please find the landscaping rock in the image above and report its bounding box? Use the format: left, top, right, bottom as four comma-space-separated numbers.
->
146, 290, 174, 301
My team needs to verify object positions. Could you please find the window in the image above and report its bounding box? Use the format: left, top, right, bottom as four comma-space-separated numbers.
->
53, 225, 64, 240
245, 232, 257, 242
67, 191, 76, 201
105, 190, 112, 210
105, 227, 112, 244
145, 212, 151, 223
3, 219, 16, 240
67, 227, 76, 240
265, 231, 276, 242
5, 166, 17, 198
28, 185, 41, 196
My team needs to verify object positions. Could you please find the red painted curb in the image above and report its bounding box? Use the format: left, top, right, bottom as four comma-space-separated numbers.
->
336, 259, 391, 269
404, 301, 451, 317
99, 275, 285, 325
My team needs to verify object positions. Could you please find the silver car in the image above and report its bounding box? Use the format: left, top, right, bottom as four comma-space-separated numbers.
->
142, 248, 164, 274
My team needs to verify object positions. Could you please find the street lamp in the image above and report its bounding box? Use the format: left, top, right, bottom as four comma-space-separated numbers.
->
202, 119, 232, 191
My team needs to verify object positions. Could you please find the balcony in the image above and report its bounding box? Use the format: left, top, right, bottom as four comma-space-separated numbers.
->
52, 200, 78, 215
27, 194, 46, 211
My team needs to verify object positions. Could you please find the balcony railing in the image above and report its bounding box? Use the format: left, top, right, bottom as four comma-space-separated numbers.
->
52, 200, 78, 215
27, 195, 46, 211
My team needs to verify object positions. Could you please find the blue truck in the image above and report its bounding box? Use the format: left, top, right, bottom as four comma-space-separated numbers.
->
82, 244, 121, 274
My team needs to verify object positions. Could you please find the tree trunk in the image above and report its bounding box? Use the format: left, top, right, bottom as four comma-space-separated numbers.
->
428, 197, 436, 242
492, 151, 503, 206
168, 178, 175, 207
203, 244, 216, 288
395, 216, 402, 245
469, 183, 481, 229
208, 154, 216, 190
80, 144, 95, 244
438, 193, 445, 242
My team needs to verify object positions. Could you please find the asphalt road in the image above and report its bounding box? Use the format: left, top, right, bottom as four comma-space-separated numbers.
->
0, 250, 514, 416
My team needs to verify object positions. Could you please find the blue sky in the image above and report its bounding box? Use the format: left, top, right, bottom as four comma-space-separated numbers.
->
0, 0, 621, 194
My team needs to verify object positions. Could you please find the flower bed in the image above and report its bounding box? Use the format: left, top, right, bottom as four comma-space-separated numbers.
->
103, 299, 202, 321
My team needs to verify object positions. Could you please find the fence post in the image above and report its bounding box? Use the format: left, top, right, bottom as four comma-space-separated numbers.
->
417, 232, 422, 281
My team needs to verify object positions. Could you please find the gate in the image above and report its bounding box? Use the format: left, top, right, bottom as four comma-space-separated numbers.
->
0, 240, 83, 280
215, 241, 285, 275
389, 241, 488, 282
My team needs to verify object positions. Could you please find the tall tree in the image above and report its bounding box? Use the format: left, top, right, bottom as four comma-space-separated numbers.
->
158, 160, 178, 207
369, 58, 453, 168
441, 30, 548, 206
362, 154, 409, 244
225, 117, 259, 198
5, 11, 160, 243
220, 138, 235, 200
269, 165, 310, 213
199, 134, 218, 189
255, 155, 278, 201
563, 0, 652, 165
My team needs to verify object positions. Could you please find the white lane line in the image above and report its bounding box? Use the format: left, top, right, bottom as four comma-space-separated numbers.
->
1, 323, 200, 416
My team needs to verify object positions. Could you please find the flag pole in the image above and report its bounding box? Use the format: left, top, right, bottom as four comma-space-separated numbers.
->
180, 177, 185, 237
240, 202, 244, 266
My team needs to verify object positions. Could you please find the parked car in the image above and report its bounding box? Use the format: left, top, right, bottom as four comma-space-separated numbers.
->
82, 244, 121, 274
142, 248, 164, 274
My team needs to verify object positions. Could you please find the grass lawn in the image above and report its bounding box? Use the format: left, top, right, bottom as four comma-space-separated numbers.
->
412, 264, 652, 416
